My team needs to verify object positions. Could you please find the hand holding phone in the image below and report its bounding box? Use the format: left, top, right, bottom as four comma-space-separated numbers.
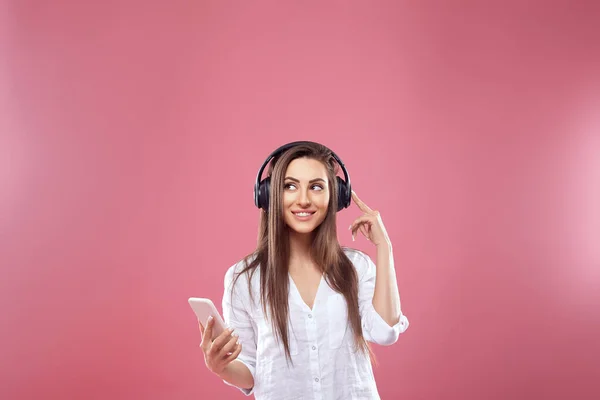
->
189, 297, 242, 376
188, 298, 227, 341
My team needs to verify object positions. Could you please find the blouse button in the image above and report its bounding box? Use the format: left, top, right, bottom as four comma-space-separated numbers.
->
315, 378, 320, 382
312, 346, 316, 350
308, 314, 313, 318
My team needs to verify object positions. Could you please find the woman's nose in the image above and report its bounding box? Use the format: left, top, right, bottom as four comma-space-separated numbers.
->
297, 189, 311, 205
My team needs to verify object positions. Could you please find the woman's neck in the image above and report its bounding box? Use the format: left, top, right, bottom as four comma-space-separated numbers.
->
288, 230, 314, 265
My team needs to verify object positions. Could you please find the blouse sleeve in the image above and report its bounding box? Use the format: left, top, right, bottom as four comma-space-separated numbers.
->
357, 252, 409, 346
221, 264, 257, 396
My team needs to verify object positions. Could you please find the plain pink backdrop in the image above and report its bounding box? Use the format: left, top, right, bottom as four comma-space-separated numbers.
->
1, 1, 599, 399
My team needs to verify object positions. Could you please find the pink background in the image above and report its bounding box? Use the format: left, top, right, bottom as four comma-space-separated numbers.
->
1, 1, 599, 399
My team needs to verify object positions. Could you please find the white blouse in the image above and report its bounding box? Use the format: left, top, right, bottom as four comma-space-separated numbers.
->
221, 248, 409, 400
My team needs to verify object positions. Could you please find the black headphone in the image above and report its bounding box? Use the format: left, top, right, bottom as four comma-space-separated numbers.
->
254, 141, 352, 212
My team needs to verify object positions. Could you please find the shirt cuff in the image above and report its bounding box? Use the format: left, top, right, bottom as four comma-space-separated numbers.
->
363, 303, 410, 346
221, 358, 255, 396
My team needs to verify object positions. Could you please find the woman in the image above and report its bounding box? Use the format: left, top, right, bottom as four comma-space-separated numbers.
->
199, 141, 409, 399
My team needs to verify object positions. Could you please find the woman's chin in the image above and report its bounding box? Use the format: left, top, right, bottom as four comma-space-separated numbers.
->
289, 226, 315, 235
286, 222, 318, 235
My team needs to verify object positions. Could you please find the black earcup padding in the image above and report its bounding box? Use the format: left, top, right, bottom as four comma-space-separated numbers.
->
257, 176, 271, 211
336, 176, 351, 211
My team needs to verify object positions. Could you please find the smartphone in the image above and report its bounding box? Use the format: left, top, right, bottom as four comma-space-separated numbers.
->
188, 297, 227, 341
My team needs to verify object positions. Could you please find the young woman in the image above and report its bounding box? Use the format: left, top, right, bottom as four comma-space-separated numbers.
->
198, 141, 409, 399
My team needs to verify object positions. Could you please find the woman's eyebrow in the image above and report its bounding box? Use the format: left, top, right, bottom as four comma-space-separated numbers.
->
284, 177, 326, 183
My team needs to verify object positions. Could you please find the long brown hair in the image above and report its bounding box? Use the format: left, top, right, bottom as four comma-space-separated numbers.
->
231, 142, 372, 364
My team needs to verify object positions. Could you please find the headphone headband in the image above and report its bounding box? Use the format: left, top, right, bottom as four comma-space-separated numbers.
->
253, 141, 352, 211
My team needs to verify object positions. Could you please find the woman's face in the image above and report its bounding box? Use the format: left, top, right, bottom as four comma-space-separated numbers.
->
282, 157, 330, 235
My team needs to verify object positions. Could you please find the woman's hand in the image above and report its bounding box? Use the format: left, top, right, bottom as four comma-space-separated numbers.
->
349, 190, 391, 248
199, 317, 242, 377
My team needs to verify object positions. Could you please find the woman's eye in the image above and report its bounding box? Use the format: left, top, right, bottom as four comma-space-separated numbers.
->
284, 183, 324, 190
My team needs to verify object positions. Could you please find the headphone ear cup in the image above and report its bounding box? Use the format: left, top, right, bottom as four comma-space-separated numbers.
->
336, 176, 350, 212
258, 176, 271, 210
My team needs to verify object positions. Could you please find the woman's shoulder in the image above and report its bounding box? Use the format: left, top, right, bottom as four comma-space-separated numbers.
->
342, 247, 375, 277
224, 253, 261, 291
